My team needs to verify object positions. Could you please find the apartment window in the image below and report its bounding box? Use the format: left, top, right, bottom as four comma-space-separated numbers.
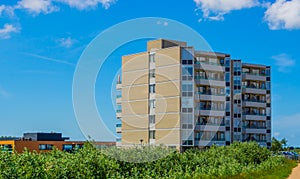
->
0, 144, 13, 152
149, 53, 155, 63
116, 105, 122, 113
181, 48, 193, 60
149, 115, 155, 124
149, 130, 155, 139
149, 69, 155, 78
182, 66, 193, 76
225, 57, 230, 67
39, 144, 53, 150
63, 144, 73, 152
234, 62, 241, 72
182, 140, 193, 145
225, 73, 230, 81
182, 82, 193, 97
149, 99, 156, 109
149, 84, 155, 93
234, 76, 241, 85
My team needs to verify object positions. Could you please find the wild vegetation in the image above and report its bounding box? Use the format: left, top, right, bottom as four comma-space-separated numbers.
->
0, 142, 296, 179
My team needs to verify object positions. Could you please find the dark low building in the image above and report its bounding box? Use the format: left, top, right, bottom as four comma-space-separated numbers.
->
0, 132, 115, 153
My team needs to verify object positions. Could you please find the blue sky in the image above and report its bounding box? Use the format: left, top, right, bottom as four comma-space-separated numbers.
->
0, 0, 300, 146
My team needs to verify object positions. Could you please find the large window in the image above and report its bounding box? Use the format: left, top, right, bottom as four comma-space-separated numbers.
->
39, 144, 53, 150
149, 84, 155, 93
149, 53, 155, 63
63, 144, 73, 152
149, 99, 156, 109
149, 130, 155, 139
149, 69, 155, 78
149, 115, 155, 124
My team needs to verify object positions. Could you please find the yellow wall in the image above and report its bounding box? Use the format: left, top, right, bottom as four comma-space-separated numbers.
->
0, 140, 15, 151
122, 115, 148, 130
122, 131, 149, 145
156, 130, 180, 144
122, 85, 148, 101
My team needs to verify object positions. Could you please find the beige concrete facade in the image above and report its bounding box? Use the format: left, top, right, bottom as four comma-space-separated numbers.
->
116, 39, 271, 150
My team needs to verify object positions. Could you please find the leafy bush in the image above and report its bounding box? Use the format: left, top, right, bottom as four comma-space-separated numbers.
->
0, 142, 295, 179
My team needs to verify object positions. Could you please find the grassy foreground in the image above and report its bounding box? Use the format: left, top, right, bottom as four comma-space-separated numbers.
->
0, 142, 297, 178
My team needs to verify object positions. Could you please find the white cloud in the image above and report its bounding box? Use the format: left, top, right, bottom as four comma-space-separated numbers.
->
0, 24, 20, 39
56, 0, 116, 10
0, 5, 5, 16
16, 0, 58, 15
264, 0, 300, 30
194, 0, 259, 20
274, 132, 280, 137
0, 5, 15, 17
272, 53, 296, 72
58, 37, 76, 48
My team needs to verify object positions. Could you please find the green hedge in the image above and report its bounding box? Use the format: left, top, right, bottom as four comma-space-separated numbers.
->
0, 142, 296, 179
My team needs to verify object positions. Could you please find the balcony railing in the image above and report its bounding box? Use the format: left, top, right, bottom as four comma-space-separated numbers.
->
243, 113, 266, 116
117, 81, 122, 84
194, 61, 225, 66
116, 95, 122, 99
195, 76, 225, 81
200, 107, 225, 111
243, 125, 266, 129
242, 72, 267, 76
243, 99, 266, 103
195, 137, 225, 141
196, 122, 225, 126
242, 85, 266, 90
195, 92, 225, 96
116, 109, 122, 113
243, 138, 266, 142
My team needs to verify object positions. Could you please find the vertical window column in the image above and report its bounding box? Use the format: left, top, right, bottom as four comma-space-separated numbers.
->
149, 52, 156, 144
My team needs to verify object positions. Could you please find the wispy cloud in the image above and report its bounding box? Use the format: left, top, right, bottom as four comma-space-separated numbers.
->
0, 24, 20, 39
56, 0, 116, 10
15, 0, 59, 15
0, 5, 5, 16
0, 86, 11, 98
57, 37, 77, 48
194, 0, 259, 21
22, 52, 75, 66
264, 0, 300, 30
272, 53, 296, 72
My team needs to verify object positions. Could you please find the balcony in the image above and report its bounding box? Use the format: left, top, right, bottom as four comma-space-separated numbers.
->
243, 113, 266, 121
242, 86, 266, 95
243, 138, 267, 143
242, 72, 266, 81
116, 109, 122, 118
116, 81, 122, 90
116, 95, 122, 104
196, 108, 225, 117
194, 140, 226, 147
242, 99, 266, 108
116, 138, 122, 147
195, 76, 225, 87
195, 92, 226, 101
195, 124, 225, 131
116, 124, 122, 133
194, 61, 225, 72
195, 137, 225, 141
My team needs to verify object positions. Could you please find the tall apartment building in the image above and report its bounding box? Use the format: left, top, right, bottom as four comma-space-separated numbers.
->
116, 39, 271, 151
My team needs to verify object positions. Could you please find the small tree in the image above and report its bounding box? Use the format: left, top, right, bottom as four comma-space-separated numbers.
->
271, 137, 282, 152
281, 138, 288, 150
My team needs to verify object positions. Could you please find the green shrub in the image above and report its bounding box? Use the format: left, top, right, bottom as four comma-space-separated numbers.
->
0, 142, 296, 178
